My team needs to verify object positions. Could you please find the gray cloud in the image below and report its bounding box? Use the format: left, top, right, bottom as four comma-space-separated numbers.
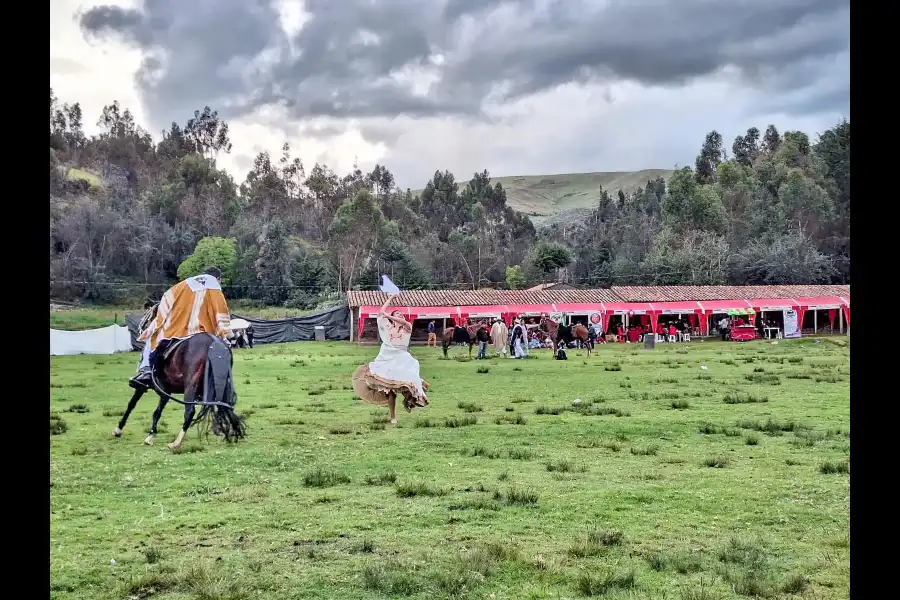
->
73, 0, 848, 187
79, 0, 849, 131
50, 57, 88, 75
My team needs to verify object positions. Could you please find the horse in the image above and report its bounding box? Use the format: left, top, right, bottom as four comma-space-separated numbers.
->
441, 323, 481, 358
540, 316, 592, 357
112, 333, 246, 450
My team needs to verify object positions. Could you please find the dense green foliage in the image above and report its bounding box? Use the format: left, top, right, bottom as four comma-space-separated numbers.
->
49, 88, 849, 307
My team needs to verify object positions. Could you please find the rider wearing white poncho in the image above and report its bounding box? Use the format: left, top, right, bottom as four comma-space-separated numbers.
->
352, 289, 430, 424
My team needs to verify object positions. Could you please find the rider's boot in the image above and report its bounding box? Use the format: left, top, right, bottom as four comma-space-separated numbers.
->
129, 368, 153, 390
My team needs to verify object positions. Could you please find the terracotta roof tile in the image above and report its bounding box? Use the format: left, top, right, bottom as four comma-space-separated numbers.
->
347, 288, 620, 307
347, 285, 849, 308
611, 285, 850, 302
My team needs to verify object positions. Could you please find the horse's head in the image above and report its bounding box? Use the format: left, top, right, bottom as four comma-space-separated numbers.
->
202, 336, 245, 443
540, 317, 557, 333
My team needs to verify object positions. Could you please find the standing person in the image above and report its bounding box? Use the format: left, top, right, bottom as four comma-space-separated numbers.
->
427, 320, 437, 347
475, 323, 490, 359
351, 294, 429, 424
490, 319, 509, 356
511, 320, 527, 359
718, 316, 730, 341
246, 324, 254, 348
130, 267, 231, 390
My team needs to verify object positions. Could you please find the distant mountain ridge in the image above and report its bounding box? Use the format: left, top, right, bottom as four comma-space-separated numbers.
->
415, 169, 675, 226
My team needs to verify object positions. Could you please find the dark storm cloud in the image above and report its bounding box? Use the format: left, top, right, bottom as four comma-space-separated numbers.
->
79, 0, 849, 131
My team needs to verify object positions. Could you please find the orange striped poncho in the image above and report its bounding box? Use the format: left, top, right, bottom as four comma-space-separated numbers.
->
139, 275, 231, 352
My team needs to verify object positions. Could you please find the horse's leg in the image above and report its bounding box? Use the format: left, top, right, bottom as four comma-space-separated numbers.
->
113, 387, 146, 437
169, 382, 199, 450
144, 393, 169, 445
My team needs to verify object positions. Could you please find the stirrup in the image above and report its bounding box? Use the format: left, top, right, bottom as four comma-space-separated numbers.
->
129, 371, 152, 390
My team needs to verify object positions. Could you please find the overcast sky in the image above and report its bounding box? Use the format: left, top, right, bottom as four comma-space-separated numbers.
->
51, 0, 849, 190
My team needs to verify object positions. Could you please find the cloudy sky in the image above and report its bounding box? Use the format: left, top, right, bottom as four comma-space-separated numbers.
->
51, 0, 849, 189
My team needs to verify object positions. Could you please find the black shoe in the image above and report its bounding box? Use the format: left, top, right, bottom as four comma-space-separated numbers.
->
129, 370, 153, 390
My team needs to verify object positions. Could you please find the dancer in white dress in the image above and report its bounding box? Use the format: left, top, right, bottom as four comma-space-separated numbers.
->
352, 294, 429, 424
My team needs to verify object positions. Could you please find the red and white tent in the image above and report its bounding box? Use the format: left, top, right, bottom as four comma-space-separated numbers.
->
650, 301, 704, 332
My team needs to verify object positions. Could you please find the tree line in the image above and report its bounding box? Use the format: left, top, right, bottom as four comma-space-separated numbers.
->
49, 87, 849, 308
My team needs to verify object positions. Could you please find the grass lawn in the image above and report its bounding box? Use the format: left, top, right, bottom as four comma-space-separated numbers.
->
49, 302, 327, 331
50, 338, 850, 600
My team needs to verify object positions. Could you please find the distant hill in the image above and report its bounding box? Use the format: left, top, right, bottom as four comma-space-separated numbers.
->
414, 169, 675, 226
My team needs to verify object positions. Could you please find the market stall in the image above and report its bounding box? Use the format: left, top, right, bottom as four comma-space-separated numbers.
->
697, 299, 754, 335
796, 296, 849, 334
554, 303, 607, 326
750, 298, 799, 339
730, 325, 757, 342
649, 301, 704, 335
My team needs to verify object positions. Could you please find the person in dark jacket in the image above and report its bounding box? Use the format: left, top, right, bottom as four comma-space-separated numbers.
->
475, 323, 490, 359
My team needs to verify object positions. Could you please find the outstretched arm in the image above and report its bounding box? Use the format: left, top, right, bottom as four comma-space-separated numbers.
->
378, 293, 395, 315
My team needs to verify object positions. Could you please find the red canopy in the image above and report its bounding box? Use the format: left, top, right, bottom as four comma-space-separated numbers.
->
697, 299, 753, 313
407, 306, 458, 319
603, 302, 654, 314
751, 298, 800, 311
555, 303, 606, 314
652, 301, 703, 315
457, 305, 504, 319
359, 305, 377, 318
506, 303, 554, 316
795, 296, 848, 309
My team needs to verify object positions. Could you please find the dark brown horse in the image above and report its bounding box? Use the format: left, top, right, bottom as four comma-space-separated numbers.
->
113, 333, 246, 449
441, 323, 481, 358
540, 317, 592, 357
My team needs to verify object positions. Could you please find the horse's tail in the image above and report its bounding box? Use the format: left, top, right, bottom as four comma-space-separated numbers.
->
203, 336, 246, 442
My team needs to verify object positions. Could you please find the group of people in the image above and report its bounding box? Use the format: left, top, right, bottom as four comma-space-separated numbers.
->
607, 320, 694, 344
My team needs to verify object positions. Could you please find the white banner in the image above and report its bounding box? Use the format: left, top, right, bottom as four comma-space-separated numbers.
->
50, 325, 134, 356
783, 309, 801, 338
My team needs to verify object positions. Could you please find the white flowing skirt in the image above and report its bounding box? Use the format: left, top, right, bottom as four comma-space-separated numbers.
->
369, 344, 426, 396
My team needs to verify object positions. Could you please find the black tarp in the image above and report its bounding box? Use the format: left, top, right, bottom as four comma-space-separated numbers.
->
125, 304, 351, 350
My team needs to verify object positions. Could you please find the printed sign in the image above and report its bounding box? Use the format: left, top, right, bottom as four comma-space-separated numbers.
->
783, 309, 801, 338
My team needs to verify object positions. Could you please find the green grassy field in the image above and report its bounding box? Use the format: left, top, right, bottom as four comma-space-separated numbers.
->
49, 302, 325, 331
415, 170, 674, 224
50, 338, 849, 600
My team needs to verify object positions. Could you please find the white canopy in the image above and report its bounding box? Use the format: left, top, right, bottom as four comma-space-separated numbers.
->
227, 318, 250, 331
